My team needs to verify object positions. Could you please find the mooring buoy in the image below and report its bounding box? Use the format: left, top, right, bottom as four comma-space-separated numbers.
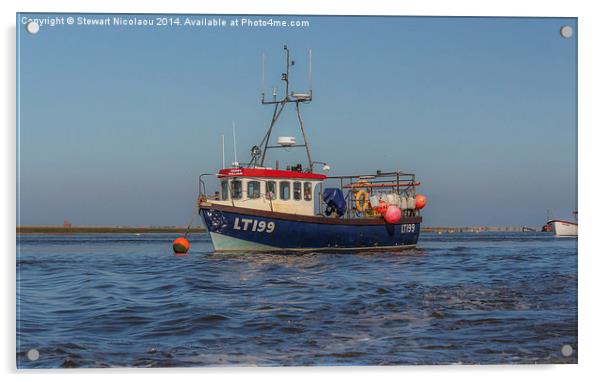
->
173, 237, 190, 254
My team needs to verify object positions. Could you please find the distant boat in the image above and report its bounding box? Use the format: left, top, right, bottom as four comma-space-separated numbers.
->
548, 211, 578, 237
548, 220, 578, 237
522, 226, 536, 232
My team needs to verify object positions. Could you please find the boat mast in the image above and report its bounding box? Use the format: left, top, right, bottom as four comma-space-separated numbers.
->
251, 45, 314, 172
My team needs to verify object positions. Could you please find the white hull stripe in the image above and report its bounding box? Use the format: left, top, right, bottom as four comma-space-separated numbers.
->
209, 232, 417, 253
210, 232, 281, 251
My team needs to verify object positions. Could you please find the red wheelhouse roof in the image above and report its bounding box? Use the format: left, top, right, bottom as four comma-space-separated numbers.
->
218, 168, 327, 180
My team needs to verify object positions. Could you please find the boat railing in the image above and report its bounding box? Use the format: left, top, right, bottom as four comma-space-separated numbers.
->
199, 173, 217, 199
320, 171, 421, 219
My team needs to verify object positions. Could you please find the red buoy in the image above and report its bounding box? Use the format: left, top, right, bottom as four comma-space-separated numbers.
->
384, 205, 402, 224
173, 237, 190, 254
415, 194, 427, 210
374, 200, 388, 215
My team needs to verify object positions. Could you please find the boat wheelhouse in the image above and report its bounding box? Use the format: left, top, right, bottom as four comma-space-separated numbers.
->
197, 46, 426, 252
209, 167, 326, 216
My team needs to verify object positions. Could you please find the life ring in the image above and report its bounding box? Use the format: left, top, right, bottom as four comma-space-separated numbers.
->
354, 189, 370, 212
351, 179, 369, 189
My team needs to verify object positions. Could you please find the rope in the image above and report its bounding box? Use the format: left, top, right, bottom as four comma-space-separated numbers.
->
183, 205, 200, 239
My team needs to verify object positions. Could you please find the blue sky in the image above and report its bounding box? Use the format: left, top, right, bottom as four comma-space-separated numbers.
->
17, 14, 577, 227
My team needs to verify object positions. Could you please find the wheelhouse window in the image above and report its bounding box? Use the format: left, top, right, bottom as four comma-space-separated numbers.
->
220, 180, 229, 200
247, 180, 261, 199
280, 181, 290, 200
231, 179, 242, 199
303, 182, 312, 201
266, 181, 277, 200
293, 181, 302, 201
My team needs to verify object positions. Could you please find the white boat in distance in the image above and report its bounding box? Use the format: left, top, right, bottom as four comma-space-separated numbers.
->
547, 211, 578, 237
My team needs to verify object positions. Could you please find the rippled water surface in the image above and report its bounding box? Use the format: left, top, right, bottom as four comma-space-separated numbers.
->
16, 232, 577, 367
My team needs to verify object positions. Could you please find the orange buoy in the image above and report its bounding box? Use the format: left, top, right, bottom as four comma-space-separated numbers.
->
415, 194, 427, 210
173, 237, 190, 254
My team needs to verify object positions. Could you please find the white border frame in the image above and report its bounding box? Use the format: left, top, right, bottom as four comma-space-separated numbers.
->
3, 1, 599, 381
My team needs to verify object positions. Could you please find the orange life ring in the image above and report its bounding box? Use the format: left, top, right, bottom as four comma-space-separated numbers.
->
351, 179, 369, 189
352, 180, 370, 212
354, 189, 370, 212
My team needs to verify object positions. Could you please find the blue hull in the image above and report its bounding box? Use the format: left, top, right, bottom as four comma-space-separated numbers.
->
199, 205, 421, 252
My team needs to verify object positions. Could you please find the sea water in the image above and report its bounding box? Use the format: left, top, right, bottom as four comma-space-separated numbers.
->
16, 232, 577, 367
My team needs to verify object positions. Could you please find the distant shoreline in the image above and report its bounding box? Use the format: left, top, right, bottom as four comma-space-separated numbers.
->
16, 226, 207, 234
422, 226, 531, 233
17, 225, 533, 234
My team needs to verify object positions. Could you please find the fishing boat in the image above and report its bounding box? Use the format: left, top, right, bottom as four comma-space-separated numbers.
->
547, 211, 578, 237
197, 46, 427, 252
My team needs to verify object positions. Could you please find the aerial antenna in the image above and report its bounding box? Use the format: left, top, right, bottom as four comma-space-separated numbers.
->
308, 49, 313, 97
256, 45, 314, 169
232, 121, 238, 166
261, 53, 265, 102
221, 134, 225, 169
